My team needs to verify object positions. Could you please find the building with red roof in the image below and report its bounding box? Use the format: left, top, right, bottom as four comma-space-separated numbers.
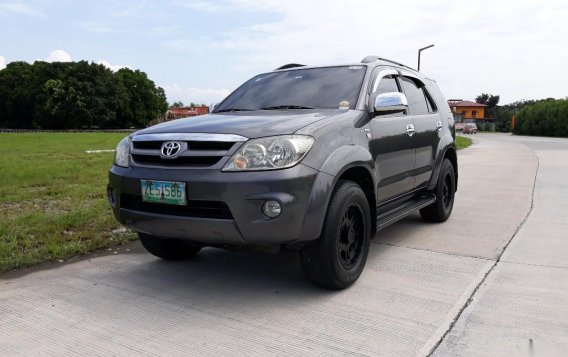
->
166, 106, 209, 120
448, 100, 487, 122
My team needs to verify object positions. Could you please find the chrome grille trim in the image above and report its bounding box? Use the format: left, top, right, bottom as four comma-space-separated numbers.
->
132, 133, 248, 142
128, 133, 245, 169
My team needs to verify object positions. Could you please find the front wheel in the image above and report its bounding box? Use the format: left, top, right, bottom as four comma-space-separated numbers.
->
139, 233, 202, 260
299, 180, 371, 290
420, 158, 456, 222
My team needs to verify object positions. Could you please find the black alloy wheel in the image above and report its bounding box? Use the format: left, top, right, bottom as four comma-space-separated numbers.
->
337, 202, 365, 270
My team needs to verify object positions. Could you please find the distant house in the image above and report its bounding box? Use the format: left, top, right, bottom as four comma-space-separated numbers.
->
166, 106, 209, 120
447, 100, 489, 123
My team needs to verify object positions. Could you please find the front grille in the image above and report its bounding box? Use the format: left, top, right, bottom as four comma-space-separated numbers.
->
189, 141, 235, 151
121, 194, 233, 219
132, 141, 162, 150
131, 154, 222, 167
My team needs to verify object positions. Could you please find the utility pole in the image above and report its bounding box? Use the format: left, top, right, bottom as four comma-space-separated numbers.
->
417, 44, 435, 71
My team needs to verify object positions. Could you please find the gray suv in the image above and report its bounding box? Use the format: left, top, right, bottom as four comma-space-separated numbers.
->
108, 56, 457, 289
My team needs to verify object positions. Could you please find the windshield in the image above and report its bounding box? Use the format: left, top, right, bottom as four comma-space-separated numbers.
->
214, 66, 367, 112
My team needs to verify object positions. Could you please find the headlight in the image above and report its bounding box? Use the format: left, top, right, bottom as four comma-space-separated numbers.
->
114, 136, 131, 168
223, 135, 314, 171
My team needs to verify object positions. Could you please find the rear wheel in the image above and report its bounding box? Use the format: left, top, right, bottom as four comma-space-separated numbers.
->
420, 158, 456, 222
138, 233, 202, 260
299, 180, 371, 290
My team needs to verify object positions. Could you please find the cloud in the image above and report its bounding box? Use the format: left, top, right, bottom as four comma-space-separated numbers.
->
168, 0, 568, 104
175, 1, 226, 12
0, 2, 44, 17
161, 83, 231, 105
79, 22, 126, 33
46, 50, 71, 62
0, 56, 6, 70
97, 60, 130, 72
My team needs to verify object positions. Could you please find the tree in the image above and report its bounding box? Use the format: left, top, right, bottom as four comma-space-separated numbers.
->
0, 61, 36, 128
171, 101, 184, 108
475, 93, 500, 118
0, 61, 168, 129
115, 68, 168, 128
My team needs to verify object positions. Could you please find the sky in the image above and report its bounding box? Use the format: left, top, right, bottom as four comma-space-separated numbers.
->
0, 0, 566, 105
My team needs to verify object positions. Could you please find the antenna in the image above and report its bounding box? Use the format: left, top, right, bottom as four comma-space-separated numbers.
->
417, 44, 435, 71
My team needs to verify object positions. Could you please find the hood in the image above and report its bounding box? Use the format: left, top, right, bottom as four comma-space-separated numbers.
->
135, 110, 346, 138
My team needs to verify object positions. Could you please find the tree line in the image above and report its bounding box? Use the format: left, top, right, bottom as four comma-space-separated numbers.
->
0, 61, 168, 129
513, 98, 568, 137
475, 93, 567, 136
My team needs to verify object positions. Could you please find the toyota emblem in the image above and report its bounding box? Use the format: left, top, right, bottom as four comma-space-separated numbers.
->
160, 141, 182, 158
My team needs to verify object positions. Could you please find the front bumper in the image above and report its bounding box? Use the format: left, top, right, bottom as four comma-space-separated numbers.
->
107, 164, 334, 246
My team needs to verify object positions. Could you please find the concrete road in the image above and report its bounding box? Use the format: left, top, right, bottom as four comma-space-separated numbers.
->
433, 135, 568, 357
1, 134, 566, 356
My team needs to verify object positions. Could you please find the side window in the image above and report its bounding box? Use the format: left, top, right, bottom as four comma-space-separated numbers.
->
374, 76, 399, 95
423, 88, 437, 113
400, 77, 429, 115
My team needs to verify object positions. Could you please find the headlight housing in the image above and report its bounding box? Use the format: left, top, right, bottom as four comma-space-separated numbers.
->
223, 135, 314, 171
114, 136, 131, 168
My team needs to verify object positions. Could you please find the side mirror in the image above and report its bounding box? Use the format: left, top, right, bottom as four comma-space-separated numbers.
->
209, 103, 219, 112
374, 92, 408, 113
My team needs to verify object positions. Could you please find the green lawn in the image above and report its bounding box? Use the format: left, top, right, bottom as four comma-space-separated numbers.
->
456, 135, 473, 150
0, 133, 137, 272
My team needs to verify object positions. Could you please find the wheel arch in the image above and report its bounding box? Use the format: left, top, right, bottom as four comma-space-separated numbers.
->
444, 147, 458, 192
428, 136, 458, 192
335, 165, 377, 236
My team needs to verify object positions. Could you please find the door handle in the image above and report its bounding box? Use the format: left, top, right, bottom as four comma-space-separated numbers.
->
406, 124, 415, 137
436, 121, 443, 131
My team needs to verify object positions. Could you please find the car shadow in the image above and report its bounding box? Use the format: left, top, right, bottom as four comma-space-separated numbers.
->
107, 245, 332, 304
371, 212, 427, 244
98, 212, 430, 304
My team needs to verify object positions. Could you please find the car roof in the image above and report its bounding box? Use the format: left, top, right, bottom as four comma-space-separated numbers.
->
270, 57, 422, 77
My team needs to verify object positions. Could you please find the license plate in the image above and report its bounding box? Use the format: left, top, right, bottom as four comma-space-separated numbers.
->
141, 180, 187, 205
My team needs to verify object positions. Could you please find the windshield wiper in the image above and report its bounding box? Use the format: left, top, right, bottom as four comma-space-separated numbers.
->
261, 105, 314, 110
214, 108, 254, 113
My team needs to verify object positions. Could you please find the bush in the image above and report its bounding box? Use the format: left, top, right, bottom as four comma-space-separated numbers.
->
514, 99, 568, 137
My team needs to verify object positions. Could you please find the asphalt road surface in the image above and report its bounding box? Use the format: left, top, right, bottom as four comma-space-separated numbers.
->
1, 133, 567, 356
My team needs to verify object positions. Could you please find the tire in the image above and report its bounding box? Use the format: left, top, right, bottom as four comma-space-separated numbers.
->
299, 180, 371, 290
420, 158, 456, 223
138, 233, 202, 260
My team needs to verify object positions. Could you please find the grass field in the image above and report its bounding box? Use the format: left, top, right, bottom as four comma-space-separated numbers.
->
0, 133, 137, 272
456, 135, 473, 150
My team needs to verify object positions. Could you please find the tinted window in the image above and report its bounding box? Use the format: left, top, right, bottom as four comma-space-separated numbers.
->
215, 66, 367, 112
374, 76, 399, 95
400, 77, 429, 115
423, 88, 437, 113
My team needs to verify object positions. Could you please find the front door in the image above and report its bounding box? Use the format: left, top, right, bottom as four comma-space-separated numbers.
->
368, 71, 416, 203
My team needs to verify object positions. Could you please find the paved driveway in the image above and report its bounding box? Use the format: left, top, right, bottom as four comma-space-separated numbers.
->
1, 134, 566, 356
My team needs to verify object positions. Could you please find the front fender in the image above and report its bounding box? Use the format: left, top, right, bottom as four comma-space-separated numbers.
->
318, 145, 374, 177
297, 145, 375, 242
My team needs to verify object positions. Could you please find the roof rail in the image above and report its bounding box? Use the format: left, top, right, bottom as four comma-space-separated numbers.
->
275, 63, 306, 70
360, 55, 415, 71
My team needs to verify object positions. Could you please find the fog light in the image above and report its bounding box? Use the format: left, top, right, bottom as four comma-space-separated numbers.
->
262, 200, 281, 218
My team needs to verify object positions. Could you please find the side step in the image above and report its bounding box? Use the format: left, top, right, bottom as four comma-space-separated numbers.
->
376, 193, 436, 231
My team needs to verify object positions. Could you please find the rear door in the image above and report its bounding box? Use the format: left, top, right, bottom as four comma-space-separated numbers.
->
399, 76, 441, 189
